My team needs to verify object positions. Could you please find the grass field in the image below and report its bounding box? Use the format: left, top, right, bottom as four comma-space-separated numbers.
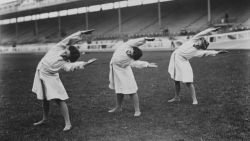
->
0, 50, 250, 141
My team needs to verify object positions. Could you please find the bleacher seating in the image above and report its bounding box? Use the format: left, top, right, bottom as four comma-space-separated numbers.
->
1, 0, 250, 45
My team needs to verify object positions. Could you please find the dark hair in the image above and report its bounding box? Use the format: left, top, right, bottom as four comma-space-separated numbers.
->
201, 37, 209, 50
131, 47, 143, 60
68, 46, 80, 62
194, 37, 209, 50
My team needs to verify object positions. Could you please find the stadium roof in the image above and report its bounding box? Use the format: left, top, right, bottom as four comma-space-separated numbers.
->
0, 0, 16, 5
0, 0, 121, 19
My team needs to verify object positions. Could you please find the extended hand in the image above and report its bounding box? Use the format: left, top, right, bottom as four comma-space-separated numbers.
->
80, 29, 95, 35
88, 58, 97, 63
86, 58, 97, 66
218, 50, 229, 54
206, 27, 220, 32
213, 27, 220, 31
145, 37, 155, 41
148, 63, 158, 68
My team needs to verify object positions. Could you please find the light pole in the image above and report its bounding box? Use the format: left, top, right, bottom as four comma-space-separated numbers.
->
207, 0, 211, 23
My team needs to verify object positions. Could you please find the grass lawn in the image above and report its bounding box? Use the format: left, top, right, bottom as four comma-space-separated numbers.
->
0, 50, 250, 141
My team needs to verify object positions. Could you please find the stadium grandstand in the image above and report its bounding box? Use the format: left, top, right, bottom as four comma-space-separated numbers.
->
1, 1, 250, 141
0, 0, 250, 49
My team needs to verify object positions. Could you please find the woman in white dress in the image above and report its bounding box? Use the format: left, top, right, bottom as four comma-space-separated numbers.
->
108, 37, 158, 117
32, 30, 97, 131
168, 27, 228, 105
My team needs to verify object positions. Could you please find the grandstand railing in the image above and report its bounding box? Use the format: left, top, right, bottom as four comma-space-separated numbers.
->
206, 30, 250, 43
1, 30, 250, 53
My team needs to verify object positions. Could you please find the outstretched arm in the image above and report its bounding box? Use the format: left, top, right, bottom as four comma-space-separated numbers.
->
56, 29, 94, 49
192, 27, 219, 40
130, 60, 158, 68
195, 50, 228, 57
62, 58, 97, 72
126, 37, 155, 48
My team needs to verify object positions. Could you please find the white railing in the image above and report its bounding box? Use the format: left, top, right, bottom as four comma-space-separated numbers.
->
1, 30, 250, 54
206, 30, 250, 43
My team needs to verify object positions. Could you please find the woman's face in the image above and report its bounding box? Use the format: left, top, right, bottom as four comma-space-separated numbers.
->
65, 49, 71, 57
61, 49, 71, 60
194, 40, 203, 49
194, 38, 209, 50
126, 49, 134, 58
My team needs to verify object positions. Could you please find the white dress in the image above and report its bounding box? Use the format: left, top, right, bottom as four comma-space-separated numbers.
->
109, 38, 149, 94
168, 38, 219, 83
32, 32, 86, 100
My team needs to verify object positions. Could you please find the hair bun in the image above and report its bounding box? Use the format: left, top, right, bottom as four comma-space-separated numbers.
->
131, 47, 143, 60
69, 46, 80, 62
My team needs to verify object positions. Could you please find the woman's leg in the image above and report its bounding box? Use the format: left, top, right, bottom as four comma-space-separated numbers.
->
34, 80, 50, 126
33, 100, 50, 126
168, 81, 181, 102
129, 93, 141, 117
55, 99, 72, 131
108, 93, 124, 112
186, 83, 198, 105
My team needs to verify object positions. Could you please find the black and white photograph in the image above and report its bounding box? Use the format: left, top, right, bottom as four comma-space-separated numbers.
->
0, 0, 250, 140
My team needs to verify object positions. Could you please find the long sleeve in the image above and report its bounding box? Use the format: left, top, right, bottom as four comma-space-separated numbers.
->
56, 31, 82, 48
130, 60, 149, 68
195, 50, 219, 57
126, 38, 146, 48
62, 61, 86, 72
113, 38, 147, 51
192, 28, 217, 40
